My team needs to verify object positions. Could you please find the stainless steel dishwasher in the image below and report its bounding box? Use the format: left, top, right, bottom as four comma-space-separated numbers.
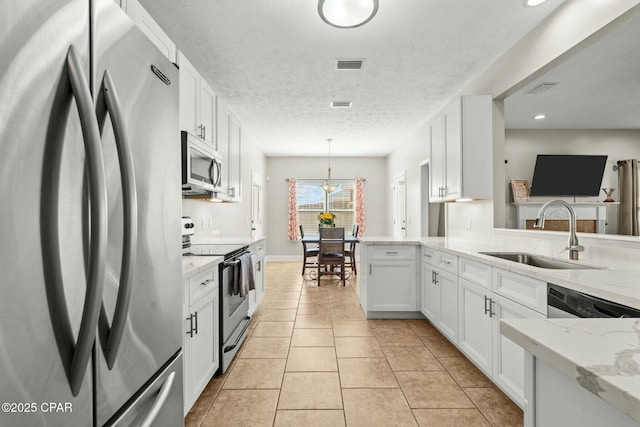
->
547, 283, 640, 318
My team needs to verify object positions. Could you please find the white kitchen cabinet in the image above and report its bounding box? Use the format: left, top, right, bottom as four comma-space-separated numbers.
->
122, 0, 176, 62
492, 293, 543, 407
178, 51, 217, 147
429, 95, 493, 202
421, 247, 458, 343
367, 245, 418, 312
438, 269, 458, 343
249, 240, 265, 315
228, 116, 242, 201
216, 98, 231, 193
421, 261, 439, 321
458, 277, 493, 375
183, 263, 220, 414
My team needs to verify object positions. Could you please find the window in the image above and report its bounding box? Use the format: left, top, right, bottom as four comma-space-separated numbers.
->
297, 180, 355, 236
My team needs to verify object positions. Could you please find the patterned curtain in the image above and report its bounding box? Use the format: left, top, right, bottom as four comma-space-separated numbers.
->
287, 178, 299, 240
355, 177, 365, 236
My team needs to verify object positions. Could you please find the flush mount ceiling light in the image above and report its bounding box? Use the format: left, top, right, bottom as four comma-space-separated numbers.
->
534, 114, 547, 120
524, 0, 547, 6
318, 0, 379, 29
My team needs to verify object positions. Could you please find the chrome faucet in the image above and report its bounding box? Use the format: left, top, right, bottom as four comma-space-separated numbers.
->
534, 200, 584, 260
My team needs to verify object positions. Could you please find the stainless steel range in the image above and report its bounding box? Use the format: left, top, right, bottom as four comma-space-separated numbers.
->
181, 217, 252, 374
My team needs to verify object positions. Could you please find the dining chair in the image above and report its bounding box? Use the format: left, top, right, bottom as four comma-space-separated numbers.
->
317, 227, 346, 286
344, 224, 359, 275
300, 225, 319, 276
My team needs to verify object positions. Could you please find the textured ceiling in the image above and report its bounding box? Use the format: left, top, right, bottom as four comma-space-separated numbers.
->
506, 12, 640, 130
140, 0, 565, 157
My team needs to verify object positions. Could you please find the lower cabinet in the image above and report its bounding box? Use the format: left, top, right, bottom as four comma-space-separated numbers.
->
456, 258, 545, 408
458, 278, 493, 375
369, 260, 417, 311
183, 263, 220, 414
492, 293, 543, 406
367, 245, 418, 312
249, 240, 265, 315
420, 248, 458, 343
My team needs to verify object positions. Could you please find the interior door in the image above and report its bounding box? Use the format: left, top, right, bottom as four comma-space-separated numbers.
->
0, 1, 94, 425
93, 0, 182, 424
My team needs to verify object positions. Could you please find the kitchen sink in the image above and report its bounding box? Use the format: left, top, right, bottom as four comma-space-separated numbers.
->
479, 252, 601, 270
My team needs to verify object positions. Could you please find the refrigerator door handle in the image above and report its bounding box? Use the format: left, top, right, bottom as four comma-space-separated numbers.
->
66, 45, 108, 396
139, 371, 176, 427
97, 69, 138, 370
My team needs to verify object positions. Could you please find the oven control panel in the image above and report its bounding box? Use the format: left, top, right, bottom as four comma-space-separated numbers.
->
182, 216, 195, 236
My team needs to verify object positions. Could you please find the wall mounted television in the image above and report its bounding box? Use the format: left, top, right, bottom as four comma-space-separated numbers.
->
529, 154, 608, 197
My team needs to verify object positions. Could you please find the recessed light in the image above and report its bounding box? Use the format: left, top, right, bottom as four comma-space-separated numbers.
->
534, 114, 547, 120
524, 0, 547, 7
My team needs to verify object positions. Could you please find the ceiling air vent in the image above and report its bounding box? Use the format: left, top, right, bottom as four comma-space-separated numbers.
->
330, 101, 352, 109
525, 82, 558, 95
336, 59, 364, 70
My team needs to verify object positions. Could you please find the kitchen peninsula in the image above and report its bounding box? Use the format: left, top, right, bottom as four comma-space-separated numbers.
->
358, 232, 640, 426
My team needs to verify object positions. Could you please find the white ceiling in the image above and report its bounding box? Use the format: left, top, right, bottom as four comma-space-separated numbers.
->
505, 12, 640, 130
141, 0, 565, 157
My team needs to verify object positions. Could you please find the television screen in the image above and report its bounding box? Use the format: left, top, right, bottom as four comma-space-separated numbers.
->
529, 155, 607, 197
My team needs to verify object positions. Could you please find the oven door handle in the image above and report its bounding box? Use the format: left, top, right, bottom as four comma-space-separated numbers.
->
223, 259, 241, 269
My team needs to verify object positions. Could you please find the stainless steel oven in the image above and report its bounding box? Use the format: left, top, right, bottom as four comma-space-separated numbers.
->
181, 131, 222, 195
181, 218, 251, 374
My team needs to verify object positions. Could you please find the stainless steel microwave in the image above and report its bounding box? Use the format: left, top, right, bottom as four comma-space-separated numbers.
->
181, 131, 222, 195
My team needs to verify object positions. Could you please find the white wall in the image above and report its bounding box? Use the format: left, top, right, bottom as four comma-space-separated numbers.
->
182, 130, 267, 238
444, 2, 640, 238
266, 156, 386, 258
386, 122, 430, 237
502, 129, 640, 232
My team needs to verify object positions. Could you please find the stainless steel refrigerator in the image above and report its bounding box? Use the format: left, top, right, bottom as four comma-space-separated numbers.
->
0, 0, 183, 425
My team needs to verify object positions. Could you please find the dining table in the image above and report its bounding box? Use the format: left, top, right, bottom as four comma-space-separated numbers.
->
300, 232, 359, 279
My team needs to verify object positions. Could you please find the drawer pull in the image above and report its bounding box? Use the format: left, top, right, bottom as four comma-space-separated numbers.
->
200, 278, 213, 287
386, 251, 399, 255
424, 253, 432, 258
442, 260, 452, 265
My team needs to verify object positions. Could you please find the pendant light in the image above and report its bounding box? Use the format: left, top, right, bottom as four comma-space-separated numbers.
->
318, 0, 379, 29
321, 139, 337, 194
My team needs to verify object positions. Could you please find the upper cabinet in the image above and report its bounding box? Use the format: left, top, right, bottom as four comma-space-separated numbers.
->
228, 117, 242, 201
121, 0, 176, 62
215, 98, 242, 202
429, 95, 493, 202
178, 51, 217, 147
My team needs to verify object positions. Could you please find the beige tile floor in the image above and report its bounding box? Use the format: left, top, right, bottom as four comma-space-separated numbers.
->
186, 261, 523, 427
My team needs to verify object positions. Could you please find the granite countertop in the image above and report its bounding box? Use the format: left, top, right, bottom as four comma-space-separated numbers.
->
182, 235, 266, 279
359, 236, 640, 310
501, 318, 640, 423
182, 255, 224, 279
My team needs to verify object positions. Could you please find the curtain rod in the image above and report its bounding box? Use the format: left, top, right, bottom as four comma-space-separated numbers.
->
285, 178, 366, 182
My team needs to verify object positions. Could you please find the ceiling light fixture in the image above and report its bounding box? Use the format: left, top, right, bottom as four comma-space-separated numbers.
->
318, 0, 379, 29
524, 0, 547, 7
534, 114, 547, 120
320, 139, 337, 194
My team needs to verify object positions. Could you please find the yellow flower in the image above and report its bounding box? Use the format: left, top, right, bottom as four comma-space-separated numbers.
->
317, 212, 335, 224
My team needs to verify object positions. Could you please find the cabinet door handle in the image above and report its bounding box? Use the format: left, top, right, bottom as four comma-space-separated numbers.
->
433, 271, 439, 285
200, 278, 213, 287
186, 314, 194, 337
484, 295, 491, 315
489, 299, 496, 318
193, 311, 199, 335
369, 264, 372, 275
